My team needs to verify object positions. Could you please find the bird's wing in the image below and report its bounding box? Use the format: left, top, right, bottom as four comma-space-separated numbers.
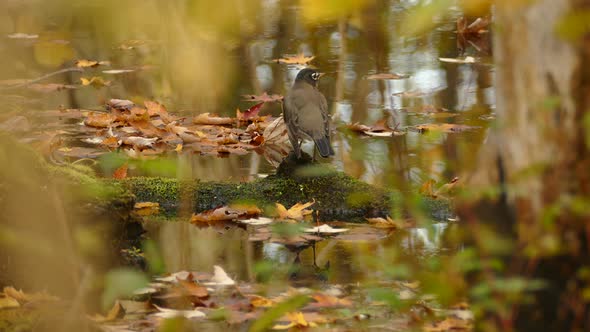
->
318, 91, 330, 137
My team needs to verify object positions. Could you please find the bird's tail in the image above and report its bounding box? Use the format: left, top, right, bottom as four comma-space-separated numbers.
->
314, 137, 334, 158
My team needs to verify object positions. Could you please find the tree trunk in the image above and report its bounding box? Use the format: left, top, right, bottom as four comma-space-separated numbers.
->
459, 0, 590, 330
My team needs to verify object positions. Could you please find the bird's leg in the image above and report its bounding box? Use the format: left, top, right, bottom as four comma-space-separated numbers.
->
296, 140, 302, 159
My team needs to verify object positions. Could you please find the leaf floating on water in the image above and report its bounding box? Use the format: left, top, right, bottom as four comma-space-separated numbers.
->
80, 76, 111, 88
303, 224, 349, 234
7, 32, 38, 39
413, 123, 479, 133
240, 217, 274, 226
274, 53, 315, 65
275, 200, 315, 220
347, 119, 405, 137
75, 59, 110, 68
439, 56, 476, 64
102, 69, 135, 74
366, 216, 409, 229
366, 73, 410, 80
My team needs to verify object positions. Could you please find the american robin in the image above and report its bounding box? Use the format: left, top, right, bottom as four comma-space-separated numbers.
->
283, 68, 334, 159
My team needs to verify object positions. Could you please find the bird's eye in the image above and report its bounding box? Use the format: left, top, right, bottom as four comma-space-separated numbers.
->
311, 72, 319, 80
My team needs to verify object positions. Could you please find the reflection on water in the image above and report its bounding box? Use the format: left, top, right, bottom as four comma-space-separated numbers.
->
145, 221, 459, 286
0, 0, 493, 187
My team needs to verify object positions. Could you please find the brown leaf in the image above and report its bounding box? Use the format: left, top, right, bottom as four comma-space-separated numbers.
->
84, 112, 117, 128
274, 53, 315, 65
309, 293, 352, 308
107, 99, 135, 111
414, 123, 479, 133
177, 279, 209, 298
90, 300, 126, 322
193, 113, 234, 125
100, 136, 121, 148
248, 295, 276, 308
113, 163, 128, 179
145, 100, 176, 123
434, 177, 459, 198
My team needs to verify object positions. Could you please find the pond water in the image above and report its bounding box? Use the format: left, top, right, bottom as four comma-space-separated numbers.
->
1, 0, 492, 286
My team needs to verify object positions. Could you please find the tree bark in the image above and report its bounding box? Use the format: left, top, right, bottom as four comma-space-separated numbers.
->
459, 0, 590, 330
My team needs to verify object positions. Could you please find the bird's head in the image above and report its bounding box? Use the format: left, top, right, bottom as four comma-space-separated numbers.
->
295, 68, 323, 87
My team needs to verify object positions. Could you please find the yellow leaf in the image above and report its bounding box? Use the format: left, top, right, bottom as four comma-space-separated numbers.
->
275, 200, 315, 220
175, 144, 183, 152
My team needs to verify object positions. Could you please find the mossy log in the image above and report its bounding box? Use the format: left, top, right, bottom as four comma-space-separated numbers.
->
120, 154, 453, 222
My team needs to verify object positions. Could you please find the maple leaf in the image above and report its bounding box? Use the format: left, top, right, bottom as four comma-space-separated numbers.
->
274, 53, 315, 65
275, 200, 315, 220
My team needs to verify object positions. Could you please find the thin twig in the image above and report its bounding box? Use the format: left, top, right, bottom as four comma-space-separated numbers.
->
0, 67, 83, 90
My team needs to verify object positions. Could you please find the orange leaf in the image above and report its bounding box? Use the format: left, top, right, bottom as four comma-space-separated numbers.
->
113, 163, 128, 179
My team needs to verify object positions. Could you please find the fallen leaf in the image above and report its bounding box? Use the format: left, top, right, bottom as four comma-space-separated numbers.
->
438, 56, 476, 64
347, 119, 405, 137
262, 116, 289, 146
423, 317, 472, 332
366, 73, 410, 80
242, 92, 283, 103
248, 295, 276, 308
107, 99, 135, 111
90, 300, 126, 322
272, 312, 317, 330
0, 297, 20, 309
193, 113, 234, 125
190, 204, 260, 223
310, 293, 352, 308
413, 123, 479, 133
237, 102, 264, 121
366, 216, 405, 229
102, 69, 134, 74
75, 59, 99, 68
152, 305, 206, 319
80, 76, 111, 88
177, 279, 209, 298
134, 202, 160, 216
3, 287, 59, 304
101, 136, 121, 148
7, 33, 38, 39
240, 217, 274, 226
84, 112, 117, 128
274, 53, 315, 65
204, 265, 235, 286
303, 224, 349, 234
275, 200, 315, 220
113, 163, 128, 179
122, 136, 158, 149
